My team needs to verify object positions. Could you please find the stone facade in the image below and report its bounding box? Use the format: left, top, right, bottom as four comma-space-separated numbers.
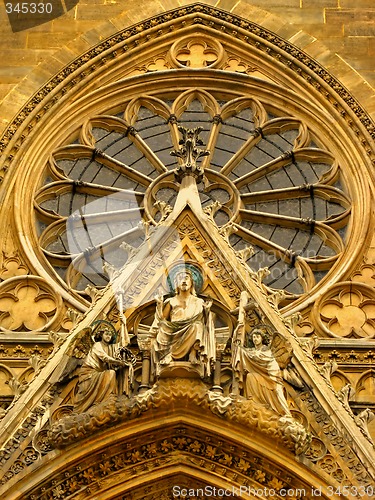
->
0, 0, 374, 136
0, 1, 375, 498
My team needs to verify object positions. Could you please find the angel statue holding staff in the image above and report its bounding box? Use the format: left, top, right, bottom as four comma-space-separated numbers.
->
232, 292, 292, 418
151, 267, 216, 376
59, 319, 136, 413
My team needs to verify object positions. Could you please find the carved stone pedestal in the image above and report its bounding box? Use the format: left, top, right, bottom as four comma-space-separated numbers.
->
158, 361, 204, 379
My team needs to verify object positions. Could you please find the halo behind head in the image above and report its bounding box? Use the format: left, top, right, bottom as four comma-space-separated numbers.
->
167, 261, 204, 294
91, 320, 117, 343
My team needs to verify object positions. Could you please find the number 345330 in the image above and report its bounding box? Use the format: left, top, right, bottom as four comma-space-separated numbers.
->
6, 3, 53, 14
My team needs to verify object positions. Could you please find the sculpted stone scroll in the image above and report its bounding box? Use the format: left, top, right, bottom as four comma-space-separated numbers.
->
151, 268, 216, 377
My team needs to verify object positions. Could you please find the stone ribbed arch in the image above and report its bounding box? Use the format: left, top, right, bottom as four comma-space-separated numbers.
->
2, 404, 334, 500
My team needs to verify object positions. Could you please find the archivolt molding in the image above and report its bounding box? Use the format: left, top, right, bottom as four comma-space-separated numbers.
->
297, 388, 374, 487
0, 383, 344, 500
1, 386, 371, 500
1, 439, 318, 500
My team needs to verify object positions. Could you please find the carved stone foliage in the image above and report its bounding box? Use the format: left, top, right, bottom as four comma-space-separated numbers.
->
0, 400, 49, 486
316, 454, 347, 484
175, 216, 242, 305
303, 436, 327, 462
21, 419, 314, 500
313, 282, 375, 339
0, 277, 61, 332
0, 343, 50, 358
314, 347, 375, 364
48, 378, 309, 453
299, 390, 374, 487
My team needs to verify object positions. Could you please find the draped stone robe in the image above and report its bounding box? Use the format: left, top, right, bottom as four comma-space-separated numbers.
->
153, 294, 215, 376
233, 343, 291, 417
74, 341, 124, 413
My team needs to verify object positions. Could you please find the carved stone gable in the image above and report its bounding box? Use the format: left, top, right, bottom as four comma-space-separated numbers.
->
0, 4, 375, 499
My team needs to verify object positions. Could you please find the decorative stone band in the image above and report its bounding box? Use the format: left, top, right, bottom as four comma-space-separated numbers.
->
48, 378, 310, 455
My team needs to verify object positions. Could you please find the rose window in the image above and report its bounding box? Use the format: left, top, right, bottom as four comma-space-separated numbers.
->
34, 89, 350, 303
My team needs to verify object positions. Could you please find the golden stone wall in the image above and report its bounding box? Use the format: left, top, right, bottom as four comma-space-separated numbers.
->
0, 0, 375, 417
0, 0, 374, 137
0, 3, 375, 495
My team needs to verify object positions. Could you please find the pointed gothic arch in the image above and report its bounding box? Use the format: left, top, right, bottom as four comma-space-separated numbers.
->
0, 4, 375, 499
3, 406, 335, 499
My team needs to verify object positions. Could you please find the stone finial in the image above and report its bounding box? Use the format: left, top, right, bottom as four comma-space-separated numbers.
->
320, 360, 338, 379
171, 126, 210, 183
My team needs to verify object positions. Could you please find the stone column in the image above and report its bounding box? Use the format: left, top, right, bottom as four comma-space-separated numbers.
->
137, 335, 153, 393
211, 329, 230, 393
212, 352, 223, 393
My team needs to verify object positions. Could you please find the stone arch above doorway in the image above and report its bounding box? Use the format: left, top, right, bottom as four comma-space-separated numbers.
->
0, 5, 375, 499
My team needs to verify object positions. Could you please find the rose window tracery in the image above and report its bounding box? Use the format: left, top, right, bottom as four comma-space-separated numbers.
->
34, 89, 350, 302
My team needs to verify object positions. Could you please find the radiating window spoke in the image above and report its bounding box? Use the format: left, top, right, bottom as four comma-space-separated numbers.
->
35, 90, 351, 301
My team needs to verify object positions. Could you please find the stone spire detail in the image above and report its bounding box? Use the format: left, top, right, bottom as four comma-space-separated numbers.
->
171, 126, 210, 183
